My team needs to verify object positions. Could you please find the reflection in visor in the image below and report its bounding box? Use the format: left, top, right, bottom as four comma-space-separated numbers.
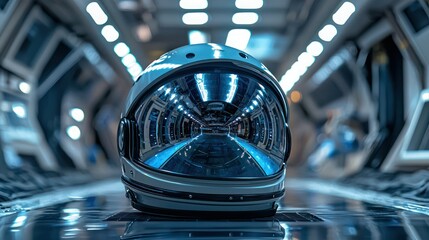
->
134, 70, 287, 179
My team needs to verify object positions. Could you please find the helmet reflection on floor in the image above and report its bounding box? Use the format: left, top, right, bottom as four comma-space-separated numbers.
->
117, 43, 291, 217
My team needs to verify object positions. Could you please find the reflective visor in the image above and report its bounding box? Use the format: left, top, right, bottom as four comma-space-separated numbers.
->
132, 69, 288, 179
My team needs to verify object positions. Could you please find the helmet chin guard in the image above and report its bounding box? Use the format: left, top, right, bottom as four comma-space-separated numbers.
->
118, 43, 291, 217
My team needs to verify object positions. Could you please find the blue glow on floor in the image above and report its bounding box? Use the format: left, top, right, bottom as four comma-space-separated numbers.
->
233, 137, 279, 175
144, 139, 193, 168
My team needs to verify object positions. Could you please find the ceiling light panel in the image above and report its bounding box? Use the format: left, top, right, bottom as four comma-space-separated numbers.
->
188, 30, 208, 44
232, 12, 259, 25
180, 0, 208, 9
235, 0, 263, 9
225, 29, 251, 50
182, 12, 209, 25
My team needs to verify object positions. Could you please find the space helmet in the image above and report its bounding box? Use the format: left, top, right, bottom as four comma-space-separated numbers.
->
117, 43, 291, 217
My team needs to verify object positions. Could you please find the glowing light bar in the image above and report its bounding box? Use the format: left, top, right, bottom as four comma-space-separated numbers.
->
318, 24, 337, 42
180, 0, 208, 9
235, 0, 263, 9
69, 108, 85, 122
195, 73, 208, 101
298, 52, 315, 67
66, 126, 81, 140
252, 100, 258, 106
18, 82, 31, 94
113, 42, 130, 58
225, 74, 238, 103
121, 53, 137, 67
232, 12, 259, 25
188, 30, 208, 44
101, 25, 119, 42
225, 29, 251, 50
86, 2, 108, 25
333, 2, 356, 25
182, 12, 209, 25
306, 41, 324, 57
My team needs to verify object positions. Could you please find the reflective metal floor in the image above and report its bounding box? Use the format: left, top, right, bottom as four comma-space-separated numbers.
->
1, 179, 428, 240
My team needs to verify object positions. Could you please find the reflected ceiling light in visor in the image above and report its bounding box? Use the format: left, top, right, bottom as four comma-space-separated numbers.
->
117, 43, 291, 218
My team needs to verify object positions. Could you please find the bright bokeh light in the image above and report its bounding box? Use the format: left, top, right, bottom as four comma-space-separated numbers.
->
114, 42, 130, 57
298, 52, 315, 67
86, 2, 108, 25
235, 0, 263, 9
232, 12, 259, 25
101, 25, 119, 42
69, 108, 85, 122
182, 12, 209, 25
18, 82, 31, 94
66, 126, 81, 140
225, 29, 251, 50
291, 61, 308, 77
333, 2, 356, 25
290, 90, 302, 103
127, 63, 143, 79
306, 41, 324, 57
188, 30, 208, 44
180, 0, 208, 9
12, 103, 26, 118
121, 53, 137, 67
318, 24, 337, 42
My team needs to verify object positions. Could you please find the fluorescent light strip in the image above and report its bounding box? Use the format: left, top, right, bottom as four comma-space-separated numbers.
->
180, 0, 208, 9
318, 24, 337, 42
101, 25, 119, 42
182, 12, 209, 25
188, 30, 208, 44
232, 12, 259, 25
86, 2, 108, 25
333, 1, 356, 25
225, 29, 251, 50
235, 0, 263, 9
